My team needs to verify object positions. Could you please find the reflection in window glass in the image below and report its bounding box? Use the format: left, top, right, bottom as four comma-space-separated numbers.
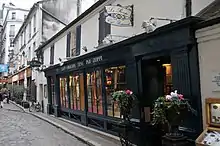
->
69, 73, 85, 111
60, 78, 68, 108
87, 70, 103, 115
105, 66, 126, 118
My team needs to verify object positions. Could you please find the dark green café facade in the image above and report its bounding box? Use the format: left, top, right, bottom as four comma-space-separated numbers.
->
44, 17, 203, 146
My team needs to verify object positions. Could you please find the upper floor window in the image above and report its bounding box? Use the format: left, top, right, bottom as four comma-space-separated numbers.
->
9, 25, 15, 37
21, 33, 23, 46
29, 22, 32, 39
24, 28, 26, 45
70, 31, 76, 57
12, 12, 16, 20
10, 38, 14, 47
69, 25, 81, 57
28, 47, 31, 61
33, 42, 36, 50
50, 44, 54, 65
98, 10, 111, 45
33, 14, 36, 33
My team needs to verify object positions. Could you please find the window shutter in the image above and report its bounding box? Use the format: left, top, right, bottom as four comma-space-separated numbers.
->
66, 32, 71, 57
50, 44, 54, 65
98, 10, 111, 45
76, 25, 81, 56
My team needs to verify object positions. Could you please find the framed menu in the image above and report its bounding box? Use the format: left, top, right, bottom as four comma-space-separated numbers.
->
206, 98, 220, 127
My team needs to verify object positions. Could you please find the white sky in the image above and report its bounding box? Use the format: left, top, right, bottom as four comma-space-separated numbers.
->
0, 0, 39, 10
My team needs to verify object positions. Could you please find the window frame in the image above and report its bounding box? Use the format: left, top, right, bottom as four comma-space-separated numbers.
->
59, 76, 69, 109
33, 14, 36, 33
104, 64, 127, 118
86, 67, 104, 115
69, 71, 85, 111
9, 25, 15, 37
11, 12, 16, 20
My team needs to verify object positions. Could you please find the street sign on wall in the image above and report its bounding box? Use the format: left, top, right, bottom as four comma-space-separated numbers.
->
0, 64, 8, 73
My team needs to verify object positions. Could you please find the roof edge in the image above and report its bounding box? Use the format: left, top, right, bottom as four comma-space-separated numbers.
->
195, 16, 220, 30
13, 3, 38, 42
35, 0, 108, 52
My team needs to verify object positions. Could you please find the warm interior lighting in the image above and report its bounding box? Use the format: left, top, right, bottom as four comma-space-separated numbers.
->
162, 64, 171, 67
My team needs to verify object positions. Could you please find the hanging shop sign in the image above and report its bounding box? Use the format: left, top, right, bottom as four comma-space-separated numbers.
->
29, 59, 42, 68
19, 71, 25, 80
12, 74, 18, 82
56, 55, 104, 73
0, 64, 8, 73
7, 77, 12, 83
105, 5, 133, 27
26, 68, 32, 77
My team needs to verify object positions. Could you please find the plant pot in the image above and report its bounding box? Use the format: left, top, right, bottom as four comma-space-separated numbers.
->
22, 101, 29, 108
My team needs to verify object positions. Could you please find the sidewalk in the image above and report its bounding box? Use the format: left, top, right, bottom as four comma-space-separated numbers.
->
10, 101, 121, 146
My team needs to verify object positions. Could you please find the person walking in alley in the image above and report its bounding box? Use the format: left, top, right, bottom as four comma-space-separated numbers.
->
0, 92, 3, 108
7, 90, 10, 104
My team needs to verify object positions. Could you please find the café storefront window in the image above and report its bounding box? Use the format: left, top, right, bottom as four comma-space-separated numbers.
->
87, 70, 103, 115
105, 66, 126, 118
60, 77, 68, 108
69, 73, 85, 111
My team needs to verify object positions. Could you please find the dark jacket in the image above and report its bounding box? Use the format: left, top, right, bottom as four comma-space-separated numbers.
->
0, 93, 3, 102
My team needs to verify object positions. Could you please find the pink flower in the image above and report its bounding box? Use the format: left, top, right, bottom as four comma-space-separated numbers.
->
125, 90, 133, 95
165, 95, 172, 101
178, 94, 184, 100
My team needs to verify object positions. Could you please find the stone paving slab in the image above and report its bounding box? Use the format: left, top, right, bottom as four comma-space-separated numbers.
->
0, 103, 87, 146
10, 101, 121, 146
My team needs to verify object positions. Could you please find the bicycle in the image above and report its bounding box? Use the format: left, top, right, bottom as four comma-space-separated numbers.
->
29, 101, 41, 112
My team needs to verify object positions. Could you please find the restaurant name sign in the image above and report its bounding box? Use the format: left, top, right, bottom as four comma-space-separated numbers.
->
105, 5, 133, 27
56, 56, 103, 72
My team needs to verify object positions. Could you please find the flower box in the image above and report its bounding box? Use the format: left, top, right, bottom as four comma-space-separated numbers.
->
196, 98, 220, 146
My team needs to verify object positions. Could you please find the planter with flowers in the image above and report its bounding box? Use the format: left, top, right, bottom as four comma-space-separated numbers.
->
112, 89, 136, 146
152, 90, 197, 140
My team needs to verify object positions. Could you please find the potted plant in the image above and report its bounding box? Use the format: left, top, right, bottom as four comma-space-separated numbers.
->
112, 89, 136, 120
112, 89, 136, 146
151, 90, 197, 138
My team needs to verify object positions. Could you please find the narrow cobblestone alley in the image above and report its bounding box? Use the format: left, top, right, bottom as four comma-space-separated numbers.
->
0, 104, 87, 146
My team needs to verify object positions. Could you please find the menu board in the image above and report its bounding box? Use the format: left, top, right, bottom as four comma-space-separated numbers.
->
211, 103, 220, 124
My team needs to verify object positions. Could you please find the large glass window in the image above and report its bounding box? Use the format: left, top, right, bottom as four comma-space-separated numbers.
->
87, 70, 103, 115
105, 66, 126, 118
69, 73, 85, 111
60, 78, 68, 108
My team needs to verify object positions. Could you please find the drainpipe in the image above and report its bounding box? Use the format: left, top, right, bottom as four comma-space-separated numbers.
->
185, 0, 192, 17
77, 0, 82, 17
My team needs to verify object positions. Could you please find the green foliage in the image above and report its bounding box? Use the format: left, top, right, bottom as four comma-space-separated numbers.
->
112, 90, 136, 118
7, 84, 25, 100
151, 94, 197, 131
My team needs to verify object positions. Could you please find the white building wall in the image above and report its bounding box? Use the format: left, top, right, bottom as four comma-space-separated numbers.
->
54, 35, 66, 64
79, 0, 215, 55
42, 0, 217, 64
1, 7, 28, 76
81, 13, 99, 55
196, 23, 220, 129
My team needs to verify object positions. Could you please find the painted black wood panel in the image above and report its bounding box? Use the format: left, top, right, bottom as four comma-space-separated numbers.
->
76, 25, 81, 56
66, 32, 71, 57
171, 48, 191, 96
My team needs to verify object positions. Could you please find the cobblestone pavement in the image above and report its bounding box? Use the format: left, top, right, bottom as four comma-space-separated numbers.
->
0, 103, 87, 146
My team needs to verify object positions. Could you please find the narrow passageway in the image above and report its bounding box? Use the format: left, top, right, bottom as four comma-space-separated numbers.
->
0, 104, 87, 146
